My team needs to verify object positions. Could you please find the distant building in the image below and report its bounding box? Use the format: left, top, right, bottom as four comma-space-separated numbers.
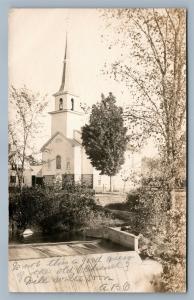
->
8, 145, 32, 188
8, 144, 43, 188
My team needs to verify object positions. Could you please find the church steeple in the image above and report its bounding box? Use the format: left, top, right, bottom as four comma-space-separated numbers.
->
49, 34, 83, 139
54, 33, 75, 97
59, 34, 69, 93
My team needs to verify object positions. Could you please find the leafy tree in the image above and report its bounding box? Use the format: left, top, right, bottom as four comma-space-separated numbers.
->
82, 93, 128, 191
102, 9, 186, 190
101, 9, 186, 290
9, 85, 48, 189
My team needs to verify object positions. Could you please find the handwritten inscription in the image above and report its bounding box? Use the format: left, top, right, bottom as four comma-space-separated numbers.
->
9, 252, 144, 292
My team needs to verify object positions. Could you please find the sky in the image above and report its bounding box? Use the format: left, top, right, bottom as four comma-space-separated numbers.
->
9, 9, 127, 105
8, 8, 157, 158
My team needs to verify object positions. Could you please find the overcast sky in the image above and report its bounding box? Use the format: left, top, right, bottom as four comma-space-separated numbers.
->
9, 9, 128, 105
9, 8, 157, 157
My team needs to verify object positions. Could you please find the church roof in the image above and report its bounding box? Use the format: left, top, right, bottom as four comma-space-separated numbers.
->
73, 130, 82, 144
40, 131, 81, 152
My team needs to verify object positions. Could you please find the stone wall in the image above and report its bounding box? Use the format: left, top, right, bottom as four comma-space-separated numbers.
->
85, 227, 139, 251
106, 227, 139, 251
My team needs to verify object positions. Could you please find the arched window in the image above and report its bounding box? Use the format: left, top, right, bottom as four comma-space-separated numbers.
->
56, 155, 61, 169
71, 98, 74, 111
59, 98, 63, 110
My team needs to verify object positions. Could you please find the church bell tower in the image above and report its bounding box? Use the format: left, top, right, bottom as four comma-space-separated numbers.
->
49, 35, 83, 139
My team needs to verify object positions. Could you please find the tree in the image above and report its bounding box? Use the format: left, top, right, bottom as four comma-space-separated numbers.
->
9, 85, 48, 189
102, 9, 186, 190
82, 93, 128, 191
120, 169, 130, 193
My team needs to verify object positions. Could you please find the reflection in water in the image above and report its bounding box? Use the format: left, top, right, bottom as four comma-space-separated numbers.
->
9, 230, 129, 252
9, 231, 94, 244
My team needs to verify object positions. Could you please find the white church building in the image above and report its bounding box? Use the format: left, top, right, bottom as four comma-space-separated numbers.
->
40, 38, 141, 192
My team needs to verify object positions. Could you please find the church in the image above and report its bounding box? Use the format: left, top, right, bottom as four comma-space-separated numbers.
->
40, 37, 95, 188
40, 37, 139, 192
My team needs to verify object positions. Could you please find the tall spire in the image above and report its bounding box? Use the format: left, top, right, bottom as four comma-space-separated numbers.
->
58, 33, 71, 93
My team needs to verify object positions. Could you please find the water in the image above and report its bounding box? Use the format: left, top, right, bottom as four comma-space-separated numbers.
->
9, 230, 130, 253
9, 230, 95, 245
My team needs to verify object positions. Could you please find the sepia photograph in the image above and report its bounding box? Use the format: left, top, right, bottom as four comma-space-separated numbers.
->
8, 8, 186, 293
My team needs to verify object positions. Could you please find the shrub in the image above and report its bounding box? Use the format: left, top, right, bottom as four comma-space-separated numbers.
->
56, 184, 97, 231
9, 186, 59, 230
9, 183, 98, 232
126, 192, 140, 212
158, 201, 186, 292
141, 202, 186, 292
125, 177, 170, 235
127, 176, 186, 292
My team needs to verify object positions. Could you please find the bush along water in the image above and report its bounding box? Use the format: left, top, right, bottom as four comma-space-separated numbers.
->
9, 183, 111, 233
125, 176, 186, 292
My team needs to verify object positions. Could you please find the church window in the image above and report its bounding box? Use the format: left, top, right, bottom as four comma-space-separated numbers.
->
56, 155, 61, 169
71, 98, 74, 111
59, 98, 63, 110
